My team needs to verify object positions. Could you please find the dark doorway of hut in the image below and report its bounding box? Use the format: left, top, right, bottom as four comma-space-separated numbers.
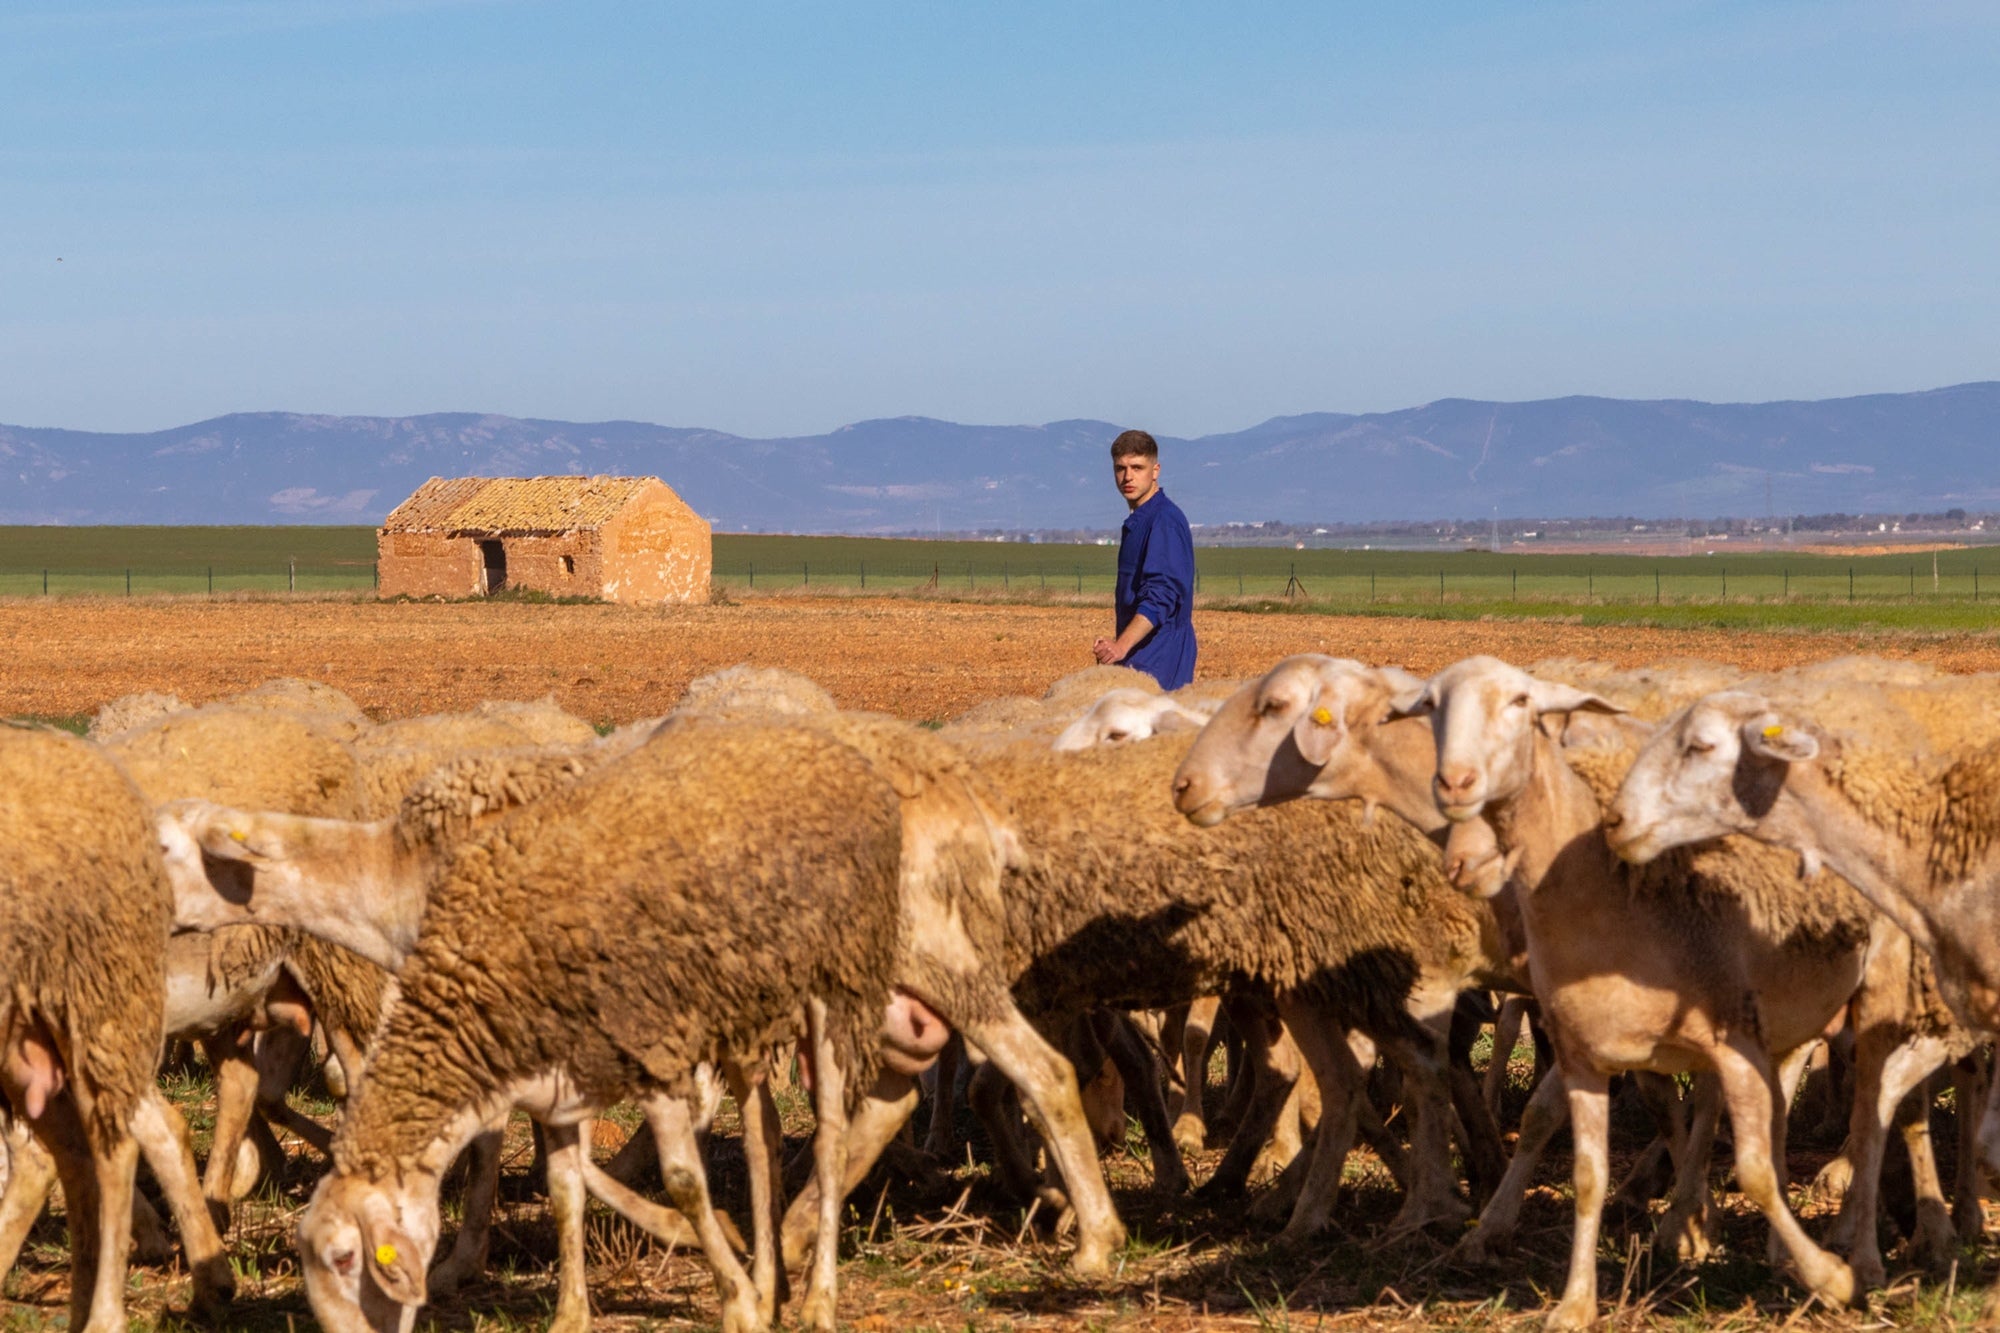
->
480, 540, 507, 594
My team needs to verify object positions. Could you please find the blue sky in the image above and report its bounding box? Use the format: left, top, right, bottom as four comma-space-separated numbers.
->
4, 1, 1997, 436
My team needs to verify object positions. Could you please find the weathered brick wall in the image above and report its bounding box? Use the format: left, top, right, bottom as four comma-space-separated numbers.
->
491, 532, 602, 597
600, 485, 712, 604
376, 530, 484, 598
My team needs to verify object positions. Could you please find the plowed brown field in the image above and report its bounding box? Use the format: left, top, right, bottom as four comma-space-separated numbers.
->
7, 592, 2000, 723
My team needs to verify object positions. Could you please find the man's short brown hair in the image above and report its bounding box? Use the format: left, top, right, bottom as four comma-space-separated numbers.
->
1110, 429, 1158, 461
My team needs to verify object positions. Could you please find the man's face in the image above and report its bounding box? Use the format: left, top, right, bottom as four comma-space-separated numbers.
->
1113, 453, 1160, 505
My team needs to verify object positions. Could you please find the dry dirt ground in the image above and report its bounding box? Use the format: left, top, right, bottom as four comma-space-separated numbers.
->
7, 591, 2000, 724
8, 592, 2000, 1331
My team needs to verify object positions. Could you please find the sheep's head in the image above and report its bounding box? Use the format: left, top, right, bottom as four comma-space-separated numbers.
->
300, 1170, 438, 1333
1052, 689, 1213, 753
1606, 690, 1818, 865
1172, 656, 1427, 827
1395, 657, 1619, 821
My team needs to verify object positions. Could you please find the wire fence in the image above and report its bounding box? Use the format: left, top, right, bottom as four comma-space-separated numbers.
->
709, 557, 2000, 606
0, 554, 1995, 608
0, 564, 377, 597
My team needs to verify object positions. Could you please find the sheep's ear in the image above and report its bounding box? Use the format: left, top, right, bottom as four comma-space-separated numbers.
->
1153, 709, 1202, 736
193, 814, 288, 863
1526, 679, 1622, 718
1743, 716, 1818, 764
1373, 665, 1428, 700
1290, 696, 1347, 766
1386, 681, 1435, 720
361, 1217, 426, 1308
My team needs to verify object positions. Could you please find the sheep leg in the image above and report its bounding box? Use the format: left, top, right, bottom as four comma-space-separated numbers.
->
1344, 1030, 1410, 1189
781, 1068, 920, 1270
0, 1117, 56, 1274
1198, 1006, 1298, 1202
1172, 996, 1222, 1153
1761, 1041, 1819, 1272
542, 1120, 594, 1333
1709, 1037, 1855, 1311
1548, 1064, 1611, 1332
1376, 1024, 1472, 1234
1445, 1003, 1510, 1209
1269, 998, 1365, 1246
1828, 1027, 1950, 1288
1654, 1071, 1721, 1264
200, 1028, 261, 1231
1897, 1071, 1956, 1273
130, 1088, 236, 1319
33, 1093, 138, 1333
960, 1006, 1127, 1272
1455, 1059, 1569, 1265
724, 1059, 787, 1323
920, 1033, 964, 1158
1953, 1053, 1987, 1241
1100, 1010, 1190, 1194
644, 1095, 754, 1332
428, 1120, 503, 1299
1483, 996, 1529, 1119
801, 998, 848, 1333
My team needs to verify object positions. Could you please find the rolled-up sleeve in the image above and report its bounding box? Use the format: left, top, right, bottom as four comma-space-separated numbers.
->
1132, 513, 1194, 628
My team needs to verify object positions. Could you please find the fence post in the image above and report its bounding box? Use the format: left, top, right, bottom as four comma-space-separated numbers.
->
1655, 569, 1660, 604
126, 568, 131, 596
804, 561, 808, 587
860, 561, 865, 589
1238, 570, 1244, 595
288, 558, 295, 593
967, 562, 973, 589
1370, 570, 1375, 602
372, 562, 378, 590
208, 566, 213, 596
1004, 563, 1009, 590
749, 562, 754, 588
1850, 567, 1855, 602
1978, 566, 1982, 602
1587, 569, 1592, 598
42, 569, 47, 595
1438, 570, 1444, 605
1075, 566, 1081, 593
1721, 568, 1726, 599
1783, 568, 1788, 598
1512, 568, 1517, 598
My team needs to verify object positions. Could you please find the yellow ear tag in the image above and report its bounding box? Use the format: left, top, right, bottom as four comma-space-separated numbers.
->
1762, 725, 1784, 738
375, 1243, 399, 1266
1311, 707, 1333, 726
229, 829, 247, 842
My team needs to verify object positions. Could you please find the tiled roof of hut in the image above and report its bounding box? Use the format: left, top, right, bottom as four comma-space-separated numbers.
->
380, 476, 664, 534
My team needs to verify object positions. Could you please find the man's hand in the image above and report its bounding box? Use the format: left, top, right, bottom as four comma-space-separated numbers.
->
1092, 613, 1152, 666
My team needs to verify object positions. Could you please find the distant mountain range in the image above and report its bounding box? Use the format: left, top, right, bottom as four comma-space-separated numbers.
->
3, 383, 1996, 531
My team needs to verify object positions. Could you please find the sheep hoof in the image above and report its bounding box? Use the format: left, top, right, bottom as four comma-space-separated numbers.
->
1848, 1252, 1886, 1294
799, 1289, 838, 1333
1656, 1205, 1715, 1264
1810, 1155, 1855, 1202
1452, 1224, 1509, 1267
1544, 1297, 1597, 1331
1811, 1259, 1858, 1309
188, 1257, 238, 1321
1171, 1117, 1207, 1156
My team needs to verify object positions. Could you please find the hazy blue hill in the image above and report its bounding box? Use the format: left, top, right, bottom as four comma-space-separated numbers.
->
1, 385, 1994, 530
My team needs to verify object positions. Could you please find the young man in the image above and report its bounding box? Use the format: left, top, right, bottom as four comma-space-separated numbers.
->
1091, 429, 1197, 690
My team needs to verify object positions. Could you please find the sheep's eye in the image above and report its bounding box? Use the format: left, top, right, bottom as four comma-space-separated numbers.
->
1510, 694, 1530, 708
1105, 731, 1128, 743
1259, 697, 1287, 718
1686, 740, 1713, 756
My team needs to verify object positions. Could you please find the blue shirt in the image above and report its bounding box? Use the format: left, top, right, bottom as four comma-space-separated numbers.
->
1115, 488, 1198, 690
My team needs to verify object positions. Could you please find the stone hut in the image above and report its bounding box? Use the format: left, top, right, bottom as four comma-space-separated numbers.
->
377, 475, 711, 604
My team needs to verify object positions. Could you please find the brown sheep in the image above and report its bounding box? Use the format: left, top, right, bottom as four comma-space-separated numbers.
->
0, 725, 184, 1332
299, 719, 907, 1333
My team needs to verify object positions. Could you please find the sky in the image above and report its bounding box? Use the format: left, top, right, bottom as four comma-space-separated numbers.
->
4, 1, 1998, 438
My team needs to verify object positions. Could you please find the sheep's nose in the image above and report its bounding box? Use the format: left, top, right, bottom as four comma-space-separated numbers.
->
1435, 768, 1478, 800
1601, 809, 1624, 832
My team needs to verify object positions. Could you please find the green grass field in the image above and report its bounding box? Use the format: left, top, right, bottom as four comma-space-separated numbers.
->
3, 528, 1999, 632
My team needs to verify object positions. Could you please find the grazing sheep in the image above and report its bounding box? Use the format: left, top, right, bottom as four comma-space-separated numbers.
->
352, 700, 599, 814
298, 719, 908, 1333
1051, 687, 1217, 752
1175, 652, 1976, 1284
971, 729, 1515, 1243
85, 689, 184, 739
1397, 656, 1867, 1327
0, 725, 185, 1332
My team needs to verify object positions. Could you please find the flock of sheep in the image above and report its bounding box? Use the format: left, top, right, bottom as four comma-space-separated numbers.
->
5, 647, 2000, 1332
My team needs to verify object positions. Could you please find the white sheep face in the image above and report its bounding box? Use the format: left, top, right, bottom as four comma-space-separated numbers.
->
1401, 657, 1617, 821
1607, 691, 1818, 864
1171, 656, 1421, 826
1051, 689, 1211, 753
300, 1171, 440, 1333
